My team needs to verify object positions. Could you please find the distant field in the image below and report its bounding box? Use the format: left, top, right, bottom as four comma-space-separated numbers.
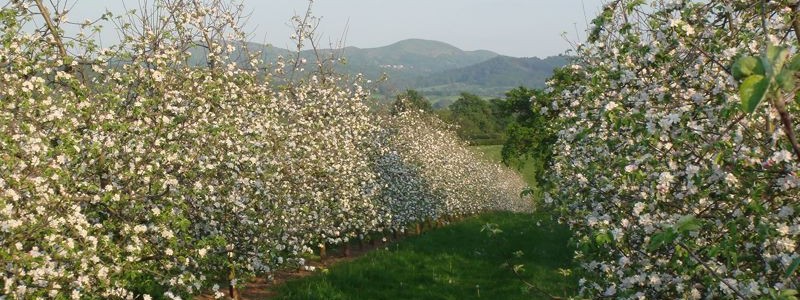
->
471, 145, 541, 192
275, 212, 577, 300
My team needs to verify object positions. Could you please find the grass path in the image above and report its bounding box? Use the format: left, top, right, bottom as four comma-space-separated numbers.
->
273, 211, 577, 299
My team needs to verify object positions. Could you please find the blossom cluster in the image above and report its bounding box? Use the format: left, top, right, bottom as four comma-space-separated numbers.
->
374, 110, 533, 232
542, 0, 800, 298
0, 1, 530, 298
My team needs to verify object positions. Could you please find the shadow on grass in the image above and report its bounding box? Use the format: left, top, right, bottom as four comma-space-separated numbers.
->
275, 211, 576, 300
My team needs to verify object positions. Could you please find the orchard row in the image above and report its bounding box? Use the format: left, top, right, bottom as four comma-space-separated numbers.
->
0, 1, 531, 298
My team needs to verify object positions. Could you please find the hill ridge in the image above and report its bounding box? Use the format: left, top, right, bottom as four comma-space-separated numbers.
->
190, 39, 569, 100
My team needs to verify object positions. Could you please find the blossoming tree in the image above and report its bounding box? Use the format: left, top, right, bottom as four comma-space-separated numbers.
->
542, 0, 800, 298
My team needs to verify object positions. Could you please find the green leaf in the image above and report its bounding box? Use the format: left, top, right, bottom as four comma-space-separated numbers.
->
788, 55, 800, 71
739, 75, 770, 114
786, 258, 800, 278
781, 289, 798, 297
647, 229, 677, 251
732, 56, 764, 80
767, 45, 791, 73
761, 56, 775, 79
748, 200, 767, 214
706, 246, 721, 258
595, 230, 612, 245
777, 69, 796, 92
675, 215, 701, 233
625, 0, 646, 12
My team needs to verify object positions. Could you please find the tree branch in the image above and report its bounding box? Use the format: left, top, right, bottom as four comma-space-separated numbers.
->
774, 93, 800, 162
677, 241, 747, 300
33, 0, 71, 73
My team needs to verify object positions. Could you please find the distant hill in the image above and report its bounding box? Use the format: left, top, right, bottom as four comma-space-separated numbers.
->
192, 39, 498, 82
338, 39, 498, 74
316, 39, 499, 87
189, 39, 569, 101
418, 55, 570, 88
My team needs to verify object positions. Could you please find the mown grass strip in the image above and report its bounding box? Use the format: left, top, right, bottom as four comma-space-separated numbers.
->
274, 211, 577, 300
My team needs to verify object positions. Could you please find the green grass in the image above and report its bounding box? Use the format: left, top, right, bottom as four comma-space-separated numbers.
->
275, 212, 577, 300
471, 145, 540, 188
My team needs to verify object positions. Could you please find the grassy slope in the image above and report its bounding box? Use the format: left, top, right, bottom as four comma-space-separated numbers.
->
275, 212, 576, 300
471, 145, 540, 190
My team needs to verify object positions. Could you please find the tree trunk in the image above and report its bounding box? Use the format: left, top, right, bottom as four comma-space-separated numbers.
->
228, 267, 241, 300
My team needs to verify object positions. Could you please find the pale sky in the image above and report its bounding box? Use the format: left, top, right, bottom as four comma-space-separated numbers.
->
62, 0, 607, 58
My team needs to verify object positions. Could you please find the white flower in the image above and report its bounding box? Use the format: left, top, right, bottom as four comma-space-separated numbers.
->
21, 80, 33, 92
724, 173, 739, 186
685, 164, 700, 178
634, 204, 649, 217
771, 150, 793, 163
668, 16, 682, 28
690, 288, 702, 299
5, 189, 20, 201
134, 224, 148, 233
657, 172, 674, 192
778, 206, 795, 218
777, 224, 790, 235
603, 284, 616, 296
682, 23, 695, 35
152, 70, 164, 82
